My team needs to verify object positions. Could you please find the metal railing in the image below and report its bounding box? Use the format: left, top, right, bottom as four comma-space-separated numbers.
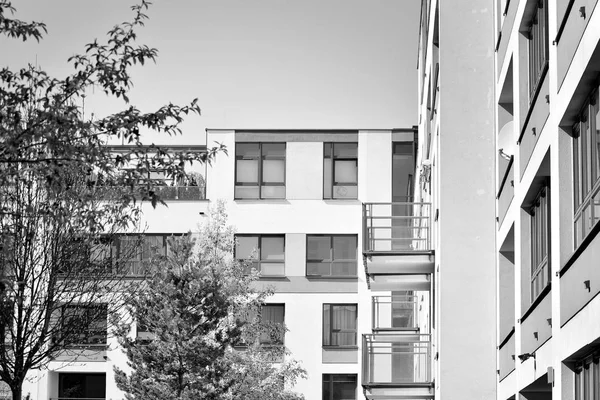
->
363, 202, 432, 253
96, 185, 206, 201
362, 333, 432, 386
372, 295, 419, 331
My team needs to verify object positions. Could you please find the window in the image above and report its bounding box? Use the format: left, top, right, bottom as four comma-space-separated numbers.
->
307, 235, 357, 277
530, 186, 550, 301
574, 88, 600, 248
235, 235, 285, 276
235, 143, 285, 199
260, 304, 285, 345
324, 143, 358, 199
59, 305, 108, 347
575, 353, 600, 400
527, 0, 549, 100
322, 374, 357, 400
118, 235, 168, 275
323, 304, 357, 347
59, 373, 106, 399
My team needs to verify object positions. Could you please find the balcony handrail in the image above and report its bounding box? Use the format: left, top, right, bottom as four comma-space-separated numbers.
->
362, 333, 432, 386
363, 202, 433, 253
371, 295, 419, 331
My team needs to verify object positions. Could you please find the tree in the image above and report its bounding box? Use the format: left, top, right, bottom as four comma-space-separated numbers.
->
0, 1, 224, 398
114, 202, 306, 400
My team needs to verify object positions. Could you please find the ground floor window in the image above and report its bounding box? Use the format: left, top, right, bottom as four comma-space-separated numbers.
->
59, 373, 106, 399
575, 354, 600, 400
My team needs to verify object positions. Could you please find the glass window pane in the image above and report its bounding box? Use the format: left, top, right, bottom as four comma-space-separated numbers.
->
236, 160, 259, 183
261, 185, 285, 199
331, 262, 356, 276
334, 160, 357, 183
261, 262, 285, 276
324, 143, 332, 157
262, 143, 285, 157
332, 185, 358, 199
235, 186, 260, 199
333, 143, 357, 158
324, 158, 332, 199
236, 236, 258, 259
323, 305, 331, 346
333, 236, 357, 260
307, 236, 330, 260
236, 143, 260, 158
594, 95, 600, 183
261, 237, 284, 261
263, 159, 285, 183
307, 262, 330, 276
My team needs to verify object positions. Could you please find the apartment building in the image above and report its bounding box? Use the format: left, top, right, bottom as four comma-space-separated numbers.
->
495, 0, 600, 399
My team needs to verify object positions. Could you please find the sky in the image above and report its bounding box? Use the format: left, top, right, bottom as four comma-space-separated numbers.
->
2, 0, 420, 145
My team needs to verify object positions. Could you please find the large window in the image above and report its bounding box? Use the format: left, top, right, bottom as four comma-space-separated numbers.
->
574, 88, 600, 248
530, 186, 550, 301
322, 374, 357, 400
59, 305, 108, 347
306, 235, 357, 277
324, 143, 358, 199
235, 235, 285, 276
59, 373, 106, 399
575, 353, 600, 400
235, 143, 285, 199
260, 304, 285, 345
527, 0, 548, 100
323, 304, 357, 347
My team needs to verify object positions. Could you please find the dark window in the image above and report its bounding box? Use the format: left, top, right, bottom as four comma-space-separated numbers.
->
235, 143, 285, 199
260, 304, 285, 345
60, 305, 108, 347
322, 374, 357, 400
235, 235, 285, 276
530, 186, 550, 301
575, 353, 600, 400
59, 373, 106, 399
573, 88, 600, 248
323, 304, 357, 347
307, 235, 357, 277
527, 0, 549, 100
324, 143, 358, 199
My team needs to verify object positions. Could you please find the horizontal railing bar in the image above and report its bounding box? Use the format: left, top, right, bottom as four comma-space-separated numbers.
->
364, 202, 432, 205
364, 216, 430, 220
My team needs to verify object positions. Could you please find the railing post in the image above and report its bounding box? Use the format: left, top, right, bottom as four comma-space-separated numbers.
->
362, 203, 368, 253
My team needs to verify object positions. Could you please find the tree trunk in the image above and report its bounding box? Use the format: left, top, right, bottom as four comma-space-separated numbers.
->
11, 383, 21, 400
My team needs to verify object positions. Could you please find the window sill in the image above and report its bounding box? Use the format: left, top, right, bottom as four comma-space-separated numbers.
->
258, 275, 288, 280
560, 220, 600, 277
323, 346, 358, 350
306, 275, 358, 280
521, 283, 551, 323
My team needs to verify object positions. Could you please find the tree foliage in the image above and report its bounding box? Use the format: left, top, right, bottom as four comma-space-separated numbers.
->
114, 202, 306, 400
0, 1, 224, 399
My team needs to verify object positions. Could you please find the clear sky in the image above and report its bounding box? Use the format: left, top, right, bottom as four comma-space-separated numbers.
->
2, 0, 420, 145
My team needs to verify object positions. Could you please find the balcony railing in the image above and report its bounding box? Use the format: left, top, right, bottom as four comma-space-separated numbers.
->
363, 202, 432, 254
372, 295, 419, 331
362, 333, 432, 387
96, 185, 206, 201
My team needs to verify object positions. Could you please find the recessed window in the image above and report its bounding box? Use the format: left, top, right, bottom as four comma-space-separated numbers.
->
59, 373, 106, 399
323, 304, 357, 347
530, 185, 550, 302
306, 235, 357, 277
322, 374, 357, 400
236, 235, 285, 276
260, 304, 285, 345
526, 0, 549, 100
324, 143, 358, 199
573, 88, 600, 248
60, 305, 108, 347
235, 143, 286, 199
575, 353, 600, 400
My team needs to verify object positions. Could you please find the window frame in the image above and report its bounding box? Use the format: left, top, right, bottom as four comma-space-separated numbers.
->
529, 185, 550, 302
235, 234, 286, 277
323, 142, 358, 200
322, 303, 358, 348
575, 352, 600, 400
59, 304, 108, 348
322, 374, 357, 400
259, 303, 285, 345
306, 234, 358, 278
235, 142, 286, 200
526, 0, 549, 102
573, 87, 600, 248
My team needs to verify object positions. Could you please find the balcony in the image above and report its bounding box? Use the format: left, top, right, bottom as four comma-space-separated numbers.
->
371, 295, 419, 332
363, 202, 434, 289
362, 333, 433, 399
97, 184, 206, 201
